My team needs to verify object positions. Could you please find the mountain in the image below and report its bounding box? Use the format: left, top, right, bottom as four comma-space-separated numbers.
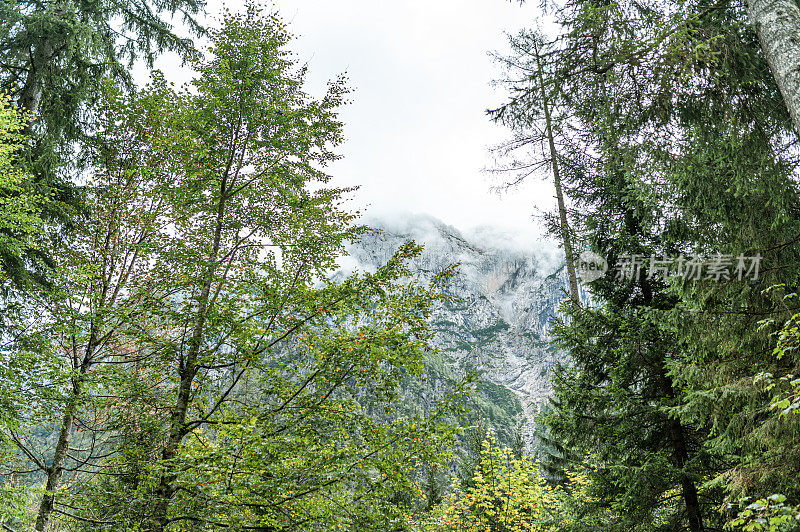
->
338, 215, 569, 445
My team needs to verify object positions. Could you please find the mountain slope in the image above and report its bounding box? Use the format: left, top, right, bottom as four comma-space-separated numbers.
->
340, 215, 568, 443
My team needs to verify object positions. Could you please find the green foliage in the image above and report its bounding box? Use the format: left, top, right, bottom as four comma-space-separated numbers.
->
492, 0, 800, 529
7, 0, 800, 529
440, 434, 557, 532
728, 495, 800, 532
0, 0, 205, 150
721, 302, 800, 532
0, 92, 45, 287
0, 0, 206, 289
422, 430, 603, 532
0, 72, 187, 530
0, 6, 470, 531
759, 299, 800, 420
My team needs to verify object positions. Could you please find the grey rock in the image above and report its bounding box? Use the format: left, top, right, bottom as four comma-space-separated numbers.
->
339, 215, 569, 443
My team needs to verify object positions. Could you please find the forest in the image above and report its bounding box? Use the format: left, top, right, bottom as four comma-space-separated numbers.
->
1, 0, 800, 530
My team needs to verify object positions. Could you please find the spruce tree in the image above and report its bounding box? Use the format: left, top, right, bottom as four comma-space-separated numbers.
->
0, 0, 205, 287
0, 0, 204, 147
498, 0, 800, 528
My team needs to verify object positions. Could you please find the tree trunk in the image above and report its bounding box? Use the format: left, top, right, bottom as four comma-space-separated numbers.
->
19, 68, 44, 119
149, 370, 195, 532
747, 0, 800, 133
34, 407, 75, 532
656, 366, 704, 532
533, 38, 581, 307
34, 357, 88, 532
147, 189, 228, 532
18, 40, 55, 119
668, 418, 704, 532
641, 277, 704, 531
148, 285, 212, 532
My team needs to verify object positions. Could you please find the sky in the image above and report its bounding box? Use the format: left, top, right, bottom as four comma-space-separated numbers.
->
143, 0, 556, 244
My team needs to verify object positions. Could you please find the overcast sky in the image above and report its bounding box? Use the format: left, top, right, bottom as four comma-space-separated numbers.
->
146, 0, 555, 243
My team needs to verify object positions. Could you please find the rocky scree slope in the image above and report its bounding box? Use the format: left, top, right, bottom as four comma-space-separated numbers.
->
336, 216, 568, 444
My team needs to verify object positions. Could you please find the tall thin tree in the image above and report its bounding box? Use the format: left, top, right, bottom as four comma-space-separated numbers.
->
532, 36, 580, 307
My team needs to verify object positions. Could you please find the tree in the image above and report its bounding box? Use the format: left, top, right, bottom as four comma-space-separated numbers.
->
0, 0, 205, 288
0, 92, 44, 290
437, 430, 558, 532
428, 430, 600, 532
3, 5, 470, 529
1, 79, 178, 530
491, 2, 769, 529
0, 0, 204, 147
19, 6, 463, 530
746, 0, 800, 133
490, 30, 580, 307
120, 8, 357, 527
0, 92, 46, 529
497, 0, 800, 529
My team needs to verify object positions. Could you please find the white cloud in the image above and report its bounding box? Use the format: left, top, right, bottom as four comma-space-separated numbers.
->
137, 0, 559, 241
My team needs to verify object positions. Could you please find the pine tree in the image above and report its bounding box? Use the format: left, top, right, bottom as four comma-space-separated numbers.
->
490, 29, 580, 307
0, 0, 204, 147
498, 0, 800, 528
0, 0, 205, 287
654, 4, 800, 505
493, 1, 764, 528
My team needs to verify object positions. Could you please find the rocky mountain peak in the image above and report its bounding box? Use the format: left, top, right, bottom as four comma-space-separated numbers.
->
342, 214, 569, 443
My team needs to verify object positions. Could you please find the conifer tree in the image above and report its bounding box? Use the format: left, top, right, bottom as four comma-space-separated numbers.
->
498, 0, 800, 529
0, 0, 204, 148
0, 0, 205, 287
490, 29, 580, 307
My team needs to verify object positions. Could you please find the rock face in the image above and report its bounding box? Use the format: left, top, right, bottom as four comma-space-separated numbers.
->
340, 215, 569, 443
